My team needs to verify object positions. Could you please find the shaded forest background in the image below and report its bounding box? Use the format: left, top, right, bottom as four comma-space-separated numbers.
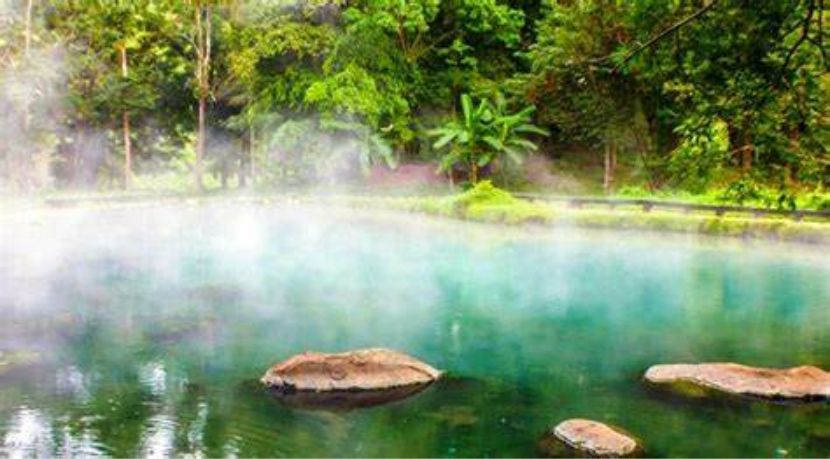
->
0, 0, 827, 208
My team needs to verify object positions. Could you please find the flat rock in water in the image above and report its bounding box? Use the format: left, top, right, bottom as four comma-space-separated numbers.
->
540, 419, 640, 458
644, 363, 830, 401
261, 348, 441, 392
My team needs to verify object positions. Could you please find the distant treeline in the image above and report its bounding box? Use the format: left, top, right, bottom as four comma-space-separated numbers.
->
0, 0, 826, 200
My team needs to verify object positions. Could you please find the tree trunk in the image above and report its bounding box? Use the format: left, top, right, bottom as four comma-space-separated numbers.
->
193, 1, 211, 192
741, 147, 752, 171
14, 0, 34, 192
120, 46, 132, 189
470, 160, 479, 184
603, 143, 612, 193
71, 127, 83, 187
239, 133, 248, 188
633, 128, 656, 191
740, 129, 755, 172
220, 159, 227, 189
741, 139, 753, 172
249, 125, 256, 186
24, 0, 32, 56
196, 94, 205, 191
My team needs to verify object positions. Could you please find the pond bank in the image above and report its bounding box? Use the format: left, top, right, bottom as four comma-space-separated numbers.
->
338, 183, 830, 245
3, 187, 829, 244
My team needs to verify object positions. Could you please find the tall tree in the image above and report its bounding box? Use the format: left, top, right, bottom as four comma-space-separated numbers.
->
527, 0, 828, 195
188, 0, 240, 190
51, 0, 190, 187
119, 42, 132, 187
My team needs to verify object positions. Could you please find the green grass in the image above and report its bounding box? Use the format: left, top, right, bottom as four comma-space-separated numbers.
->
342, 182, 830, 244
614, 184, 830, 211
517, 152, 830, 211
4, 180, 828, 243
363, 181, 555, 224
560, 209, 829, 244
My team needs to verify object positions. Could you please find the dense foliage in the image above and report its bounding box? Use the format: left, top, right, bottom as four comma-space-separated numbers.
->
0, 0, 826, 206
430, 93, 548, 183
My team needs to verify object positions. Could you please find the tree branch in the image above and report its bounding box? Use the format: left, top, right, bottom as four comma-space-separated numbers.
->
778, 0, 816, 81
619, 0, 721, 67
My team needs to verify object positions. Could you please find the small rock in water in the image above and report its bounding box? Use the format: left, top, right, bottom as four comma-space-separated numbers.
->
261, 348, 441, 409
644, 363, 830, 401
539, 419, 641, 458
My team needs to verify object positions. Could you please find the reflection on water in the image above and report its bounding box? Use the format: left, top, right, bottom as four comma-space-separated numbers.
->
141, 413, 176, 458
0, 204, 828, 457
56, 366, 91, 402
4, 408, 53, 458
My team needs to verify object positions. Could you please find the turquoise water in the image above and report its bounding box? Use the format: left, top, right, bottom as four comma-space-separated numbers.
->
0, 203, 828, 457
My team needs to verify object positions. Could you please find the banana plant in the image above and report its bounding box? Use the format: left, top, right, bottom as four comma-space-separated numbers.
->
430, 93, 548, 183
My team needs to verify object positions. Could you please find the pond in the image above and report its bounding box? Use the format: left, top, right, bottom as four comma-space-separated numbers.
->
0, 203, 828, 457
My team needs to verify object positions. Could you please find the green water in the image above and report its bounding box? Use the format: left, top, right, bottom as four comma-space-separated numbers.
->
1, 203, 829, 457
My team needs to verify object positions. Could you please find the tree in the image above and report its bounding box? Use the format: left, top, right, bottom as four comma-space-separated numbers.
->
188, 0, 214, 191
624, 0, 828, 192
430, 93, 547, 184
527, 0, 828, 197
51, 0, 190, 187
222, 0, 339, 185
308, 0, 526, 151
0, 0, 63, 191
527, 0, 644, 193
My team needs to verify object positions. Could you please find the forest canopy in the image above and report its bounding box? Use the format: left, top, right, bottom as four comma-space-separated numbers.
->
0, 0, 826, 208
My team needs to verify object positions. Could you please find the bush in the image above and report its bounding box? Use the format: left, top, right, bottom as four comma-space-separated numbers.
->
449, 180, 555, 223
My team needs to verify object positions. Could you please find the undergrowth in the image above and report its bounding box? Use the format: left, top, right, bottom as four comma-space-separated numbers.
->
400, 181, 555, 224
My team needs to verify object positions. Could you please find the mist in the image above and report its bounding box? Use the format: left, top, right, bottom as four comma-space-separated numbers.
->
0, 0, 828, 457
1, 197, 829, 456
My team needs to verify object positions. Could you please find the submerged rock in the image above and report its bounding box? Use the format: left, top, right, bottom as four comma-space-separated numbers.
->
644, 363, 830, 401
261, 348, 441, 392
539, 419, 641, 458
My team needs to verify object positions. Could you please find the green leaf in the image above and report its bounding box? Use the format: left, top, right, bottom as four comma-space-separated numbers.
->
461, 94, 473, 126
514, 124, 550, 136
433, 131, 458, 149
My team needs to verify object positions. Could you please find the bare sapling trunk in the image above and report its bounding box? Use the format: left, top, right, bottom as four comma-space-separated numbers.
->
193, 1, 211, 192
121, 46, 132, 189
603, 143, 612, 193
196, 94, 205, 191
24, 0, 32, 55
15, 0, 34, 191
741, 133, 753, 172
249, 125, 255, 186
239, 133, 247, 188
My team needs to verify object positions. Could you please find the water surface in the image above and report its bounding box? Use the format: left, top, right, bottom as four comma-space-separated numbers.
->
0, 203, 828, 457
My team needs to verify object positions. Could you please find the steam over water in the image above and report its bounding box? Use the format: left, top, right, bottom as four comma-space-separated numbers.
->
0, 203, 829, 457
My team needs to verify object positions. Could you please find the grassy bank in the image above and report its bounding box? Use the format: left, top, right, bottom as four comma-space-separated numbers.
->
3, 182, 828, 244
343, 181, 830, 244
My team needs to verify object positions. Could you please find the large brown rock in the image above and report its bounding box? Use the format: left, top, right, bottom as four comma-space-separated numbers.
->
261, 348, 441, 392
644, 363, 830, 401
539, 419, 641, 458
